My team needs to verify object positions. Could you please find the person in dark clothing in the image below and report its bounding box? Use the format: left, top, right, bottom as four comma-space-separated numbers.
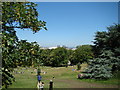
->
37, 74, 42, 83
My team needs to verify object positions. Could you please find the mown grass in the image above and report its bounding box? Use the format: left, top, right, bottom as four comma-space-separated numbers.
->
8, 66, 77, 88
7, 64, 119, 88
78, 78, 119, 85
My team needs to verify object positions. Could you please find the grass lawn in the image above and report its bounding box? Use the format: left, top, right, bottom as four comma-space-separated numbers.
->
8, 64, 119, 88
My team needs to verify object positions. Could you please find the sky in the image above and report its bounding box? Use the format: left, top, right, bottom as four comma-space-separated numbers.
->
16, 2, 118, 47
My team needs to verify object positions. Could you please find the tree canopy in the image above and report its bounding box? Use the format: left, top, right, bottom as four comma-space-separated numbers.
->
2, 2, 47, 88
82, 24, 120, 80
68, 45, 94, 65
2, 2, 47, 32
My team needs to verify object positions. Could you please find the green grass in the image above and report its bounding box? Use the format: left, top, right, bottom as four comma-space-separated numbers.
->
78, 78, 119, 85
7, 64, 119, 88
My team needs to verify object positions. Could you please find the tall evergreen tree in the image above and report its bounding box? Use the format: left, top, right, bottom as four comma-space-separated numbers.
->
82, 24, 120, 80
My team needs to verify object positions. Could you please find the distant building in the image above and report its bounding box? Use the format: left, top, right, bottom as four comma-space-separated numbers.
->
71, 48, 76, 50
48, 47, 57, 49
66, 47, 76, 50
40, 46, 76, 50
40, 47, 48, 49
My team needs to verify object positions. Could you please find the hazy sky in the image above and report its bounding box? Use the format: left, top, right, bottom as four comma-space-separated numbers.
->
16, 2, 118, 47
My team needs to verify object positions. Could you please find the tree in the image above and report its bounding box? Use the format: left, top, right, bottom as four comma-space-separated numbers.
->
93, 24, 120, 73
2, 2, 47, 88
16, 40, 41, 67
67, 49, 75, 65
70, 45, 94, 65
93, 24, 120, 57
40, 49, 52, 66
49, 47, 68, 67
82, 24, 120, 80
2, 2, 47, 33
93, 31, 108, 57
15, 40, 31, 67
82, 50, 113, 80
76, 45, 94, 63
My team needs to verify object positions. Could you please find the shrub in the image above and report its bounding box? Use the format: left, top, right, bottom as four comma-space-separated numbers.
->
37, 68, 41, 75
77, 62, 81, 70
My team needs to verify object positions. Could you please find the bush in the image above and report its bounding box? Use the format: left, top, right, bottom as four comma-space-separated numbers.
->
37, 68, 41, 75
77, 62, 81, 70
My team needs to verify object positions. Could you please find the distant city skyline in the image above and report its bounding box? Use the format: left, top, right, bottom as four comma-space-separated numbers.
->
16, 2, 118, 47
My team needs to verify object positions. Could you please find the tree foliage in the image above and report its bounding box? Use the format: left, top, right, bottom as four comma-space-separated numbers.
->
16, 40, 42, 67
93, 24, 120, 73
2, 2, 47, 88
40, 49, 52, 66
83, 50, 113, 80
68, 45, 94, 65
93, 24, 120, 57
40, 47, 68, 67
2, 2, 47, 32
76, 45, 94, 63
82, 24, 120, 80
49, 47, 68, 67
